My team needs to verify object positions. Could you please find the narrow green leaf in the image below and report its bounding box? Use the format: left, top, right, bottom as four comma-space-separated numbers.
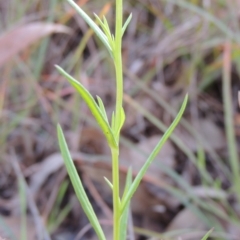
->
94, 14, 113, 45
201, 228, 214, 240
103, 16, 112, 39
120, 168, 132, 240
121, 95, 188, 213
120, 107, 125, 129
122, 13, 132, 36
57, 125, 106, 240
113, 107, 125, 136
66, 0, 112, 53
93, 13, 105, 27
111, 111, 115, 131
96, 96, 108, 122
104, 177, 113, 190
56, 65, 117, 148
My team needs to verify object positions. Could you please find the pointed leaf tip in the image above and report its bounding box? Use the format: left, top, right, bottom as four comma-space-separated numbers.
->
122, 13, 133, 36
56, 66, 117, 148
57, 124, 106, 240
66, 0, 112, 53
121, 95, 188, 212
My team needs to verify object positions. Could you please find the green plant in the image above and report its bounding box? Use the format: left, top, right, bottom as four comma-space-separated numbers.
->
47, 180, 71, 233
56, 0, 188, 239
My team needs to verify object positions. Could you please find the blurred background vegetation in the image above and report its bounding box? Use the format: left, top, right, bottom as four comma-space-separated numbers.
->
0, 0, 240, 239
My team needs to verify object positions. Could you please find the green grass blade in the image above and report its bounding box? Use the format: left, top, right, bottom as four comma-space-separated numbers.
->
120, 168, 132, 240
56, 65, 117, 148
48, 204, 71, 233
18, 170, 27, 240
66, 0, 112, 53
201, 228, 213, 240
121, 95, 188, 213
222, 44, 240, 201
48, 180, 69, 225
57, 125, 106, 240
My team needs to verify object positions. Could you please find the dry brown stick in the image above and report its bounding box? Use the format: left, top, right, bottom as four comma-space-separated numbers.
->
82, 173, 113, 220
74, 219, 112, 240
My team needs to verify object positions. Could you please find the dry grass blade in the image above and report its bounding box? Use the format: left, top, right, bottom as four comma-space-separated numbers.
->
74, 219, 112, 240
164, 0, 240, 43
10, 150, 51, 240
238, 91, 240, 107
0, 77, 7, 116
0, 22, 71, 67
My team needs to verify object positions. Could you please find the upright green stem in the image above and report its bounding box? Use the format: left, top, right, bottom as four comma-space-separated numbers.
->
114, 0, 123, 142
112, 1, 123, 239
111, 147, 120, 240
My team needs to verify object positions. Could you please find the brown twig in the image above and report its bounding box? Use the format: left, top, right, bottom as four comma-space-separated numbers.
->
82, 173, 113, 220
74, 219, 112, 240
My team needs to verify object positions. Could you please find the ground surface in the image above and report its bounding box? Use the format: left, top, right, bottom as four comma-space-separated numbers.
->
0, 0, 240, 239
